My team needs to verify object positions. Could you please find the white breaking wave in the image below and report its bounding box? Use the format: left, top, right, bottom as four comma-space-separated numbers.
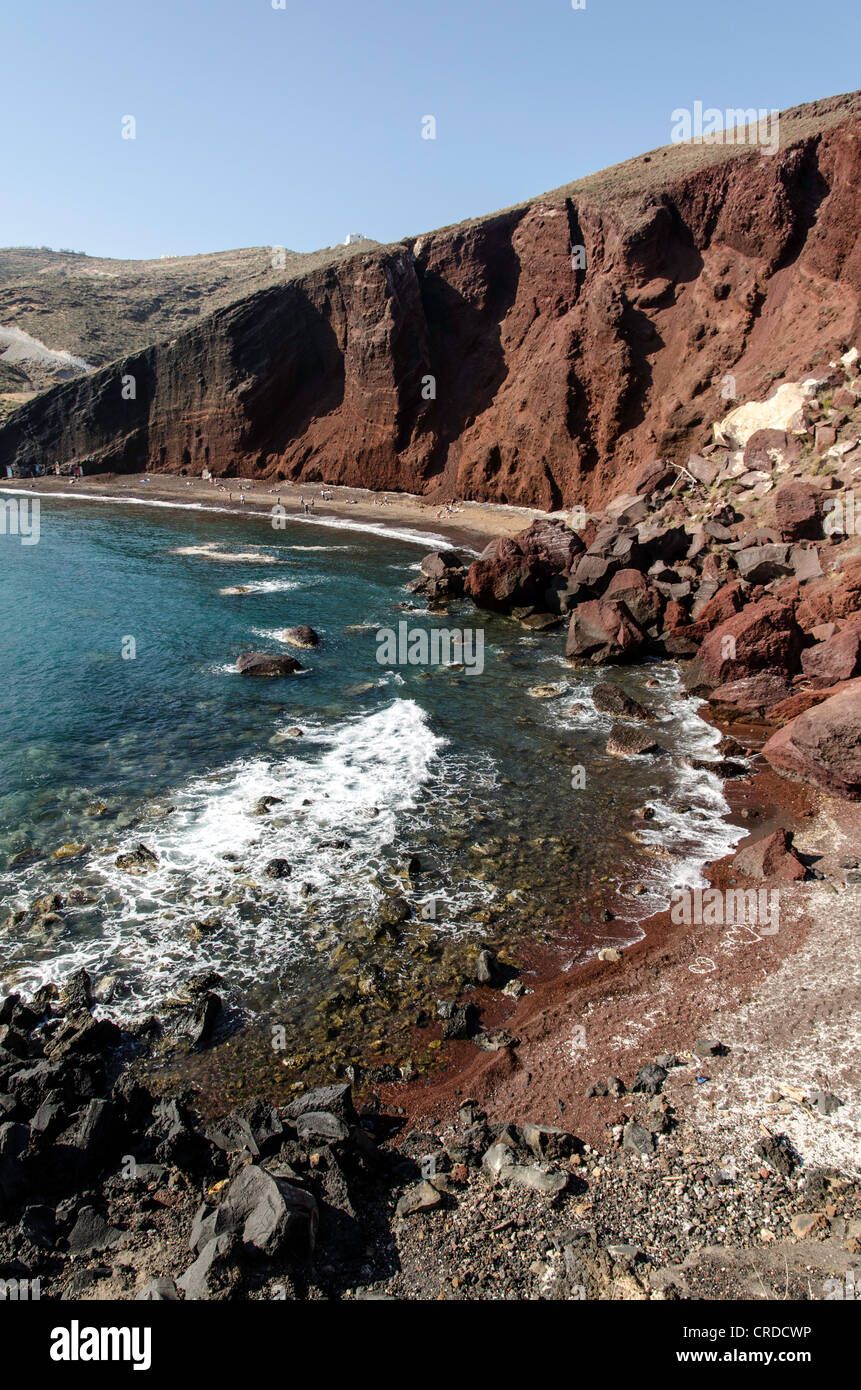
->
0, 700, 459, 1012
0, 488, 454, 549
219, 579, 303, 595
170, 544, 281, 563
606, 665, 748, 925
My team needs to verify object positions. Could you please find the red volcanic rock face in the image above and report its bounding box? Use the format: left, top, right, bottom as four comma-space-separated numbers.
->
696, 582, 746, 629
683, 598, 803, 693
4, 101, 861, 505
800, 628, 861, 686
775, 481, 823, 542
796, 557, 861, 630
762, 680, 861, 799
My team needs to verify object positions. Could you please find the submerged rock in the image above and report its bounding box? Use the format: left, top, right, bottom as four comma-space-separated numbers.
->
115, 843, 159, 872
591, 682, 656, 721
53, 842, 89, 862
281, 625, 319, 649
606, 725, 660, 757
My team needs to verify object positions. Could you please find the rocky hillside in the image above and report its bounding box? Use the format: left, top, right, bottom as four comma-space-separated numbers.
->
0, 241, 378, 403
2, 92, 861, 501
413, 348, 861, 804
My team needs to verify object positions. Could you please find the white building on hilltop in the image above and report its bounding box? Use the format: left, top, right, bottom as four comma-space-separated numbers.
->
344, 233, 364, 245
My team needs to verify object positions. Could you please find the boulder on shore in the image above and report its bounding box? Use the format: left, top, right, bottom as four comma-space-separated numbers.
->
733, 828, 806, 881
800, 629, 861, 687
761, 680, 861, 800
466, 521, 582, 612
604, 569, 662, 628
683, 598, 802, 693
707, 671, 791, 714
566, 599, 646, 664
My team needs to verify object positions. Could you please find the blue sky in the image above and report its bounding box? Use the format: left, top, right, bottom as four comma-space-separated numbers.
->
2, 0, 857, 259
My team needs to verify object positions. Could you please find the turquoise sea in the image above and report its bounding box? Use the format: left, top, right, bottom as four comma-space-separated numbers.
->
0, 492, 743, 1071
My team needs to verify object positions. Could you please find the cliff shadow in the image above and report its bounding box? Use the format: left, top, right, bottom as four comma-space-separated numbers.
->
413, 215, 524, 481
227, 282, 346, 458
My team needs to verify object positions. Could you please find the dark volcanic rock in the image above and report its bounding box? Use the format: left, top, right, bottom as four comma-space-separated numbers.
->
591, 682, 656, 721
442, 1002, 480, 1040
219, 1163, 318, 1259
282, 625, 319, 649
263, 858, 291, 879
735, 543, 792, 584
236, 651, 304, 677
67, 1206, 124, 1256
282, 1084, 358, 1124
115, 844, 158, 873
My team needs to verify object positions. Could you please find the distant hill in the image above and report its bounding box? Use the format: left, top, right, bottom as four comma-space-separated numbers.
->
2, 90, 860, 506
0, 240, 379, 401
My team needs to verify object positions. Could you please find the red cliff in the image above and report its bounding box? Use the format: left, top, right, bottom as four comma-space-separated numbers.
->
3, 91, 861, 509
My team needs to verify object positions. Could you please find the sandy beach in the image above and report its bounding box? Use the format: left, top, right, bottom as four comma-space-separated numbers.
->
4, 471, 554, 552
384, 760, 861, 1178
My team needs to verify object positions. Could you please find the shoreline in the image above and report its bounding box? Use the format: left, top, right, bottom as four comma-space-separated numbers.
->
2, 472, 860, 1301
0, 471, 554, 553
6, 470, 851, 1158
